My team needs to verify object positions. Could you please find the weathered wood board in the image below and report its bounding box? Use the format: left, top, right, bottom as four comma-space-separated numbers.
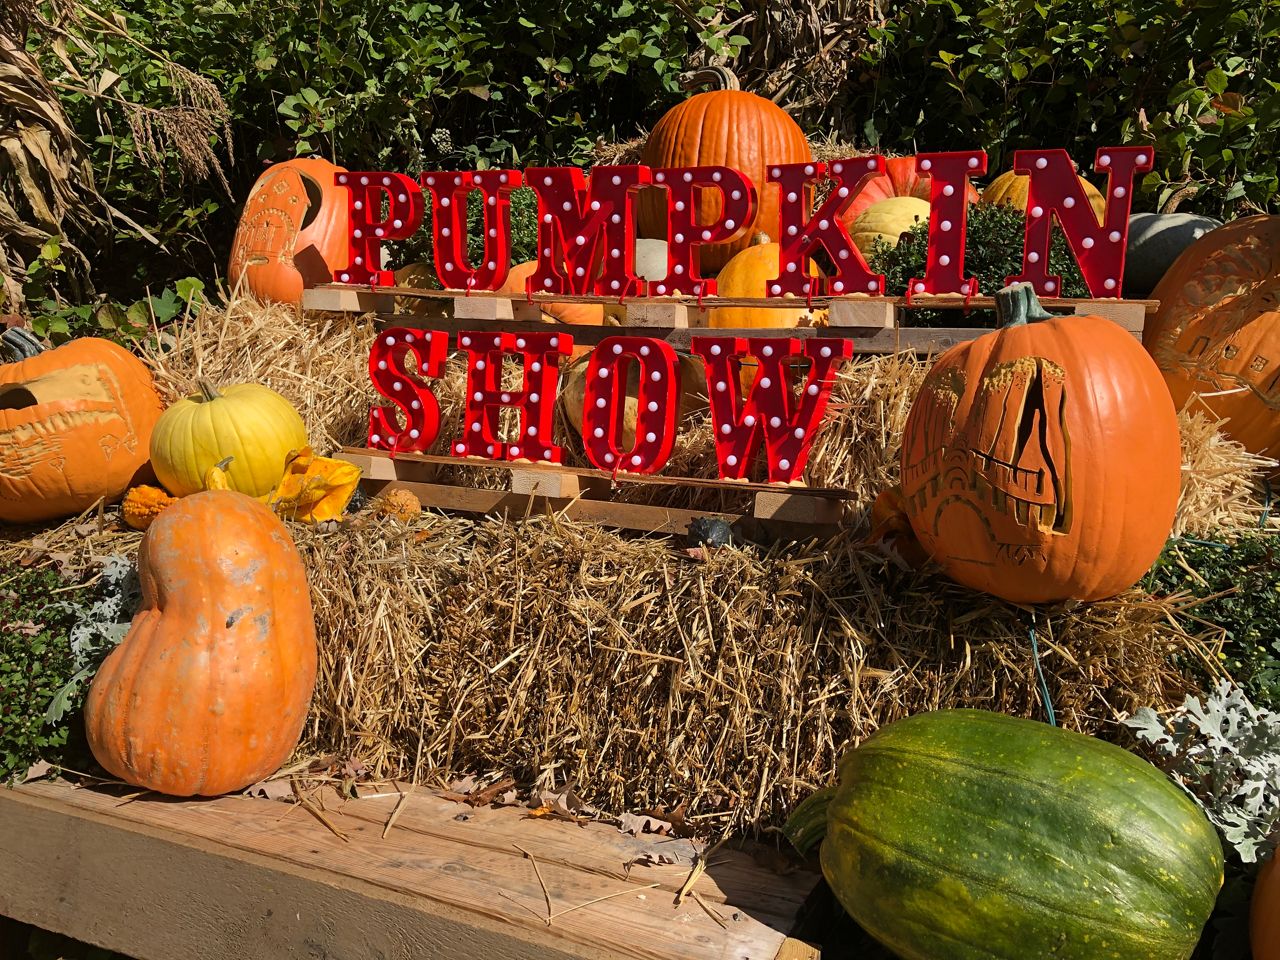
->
0, 777, 822, 960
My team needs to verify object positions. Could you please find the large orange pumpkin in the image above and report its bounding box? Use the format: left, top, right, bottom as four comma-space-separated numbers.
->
638, 68, 812, 274
1145, 215, 1280, 354
84, 490, 318, 796
838, 156, 979, 229
498, 260, 610, 359
899, 284, 1181, 604
0, 332, 163, 524
1254, 854, 1280, 960
1156, 277, 1280, 467
227, 157, 350, 306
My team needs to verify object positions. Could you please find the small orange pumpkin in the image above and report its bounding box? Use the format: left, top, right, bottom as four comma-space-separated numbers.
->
1, 333, 164, 524
227, 157, 350, 306
84, 490, 318, 796
899, 283, 1181, 603
1254, 854, 1280, 960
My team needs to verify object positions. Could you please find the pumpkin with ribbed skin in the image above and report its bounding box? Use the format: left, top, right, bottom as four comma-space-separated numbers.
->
981, 169, 1107, 221
638, 68, 812, 274
150, 381, 308, 498
228, 157, 349, 306
84, 490, 318, 796
900, 284, 1180, 603
1254, 854, 1280, 960
0, 335, 163, 523
849, 196, 930, 259
1157, 278, 1280, 467
1145, 215, 1280, 354
822, 709, 1223, 960
1123, 212, 1222, 299
838, 156, 978, 229
708, 236, 820, 329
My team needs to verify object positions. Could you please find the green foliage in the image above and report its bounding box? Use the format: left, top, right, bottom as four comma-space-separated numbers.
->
843, 0, 1280, 220
865, 201, 1087, 326
0, 570, 83, 782
1144, 533, 1280, 711
395, 185, 542, 271
30, 0, 742, 304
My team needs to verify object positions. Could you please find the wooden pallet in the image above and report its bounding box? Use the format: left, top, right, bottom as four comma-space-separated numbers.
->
339, 448, 849, 538
0, 777, 822, 960
302, 283, 1155, 352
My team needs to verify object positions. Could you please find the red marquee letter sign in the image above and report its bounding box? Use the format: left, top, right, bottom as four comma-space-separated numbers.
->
334, 172, 425, 285
692, 337, 852, 484
368, 327, 447, 453
421, 169, 522, 291
769, 157, 884, 297
1007, 146, 1153, 297
526, 166, 650, 298
451, 331, 570, 463
649, 166, 756, 297
580, 337, 680, 474
909, 151, 986, 297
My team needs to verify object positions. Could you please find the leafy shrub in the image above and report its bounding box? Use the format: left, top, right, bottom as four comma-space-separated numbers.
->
1144, 534, 1280, 712
865, 201, 1087, 326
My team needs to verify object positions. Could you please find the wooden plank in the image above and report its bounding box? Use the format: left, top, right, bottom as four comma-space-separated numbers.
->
620, 302, 700, 329
454, 294, 544, 321
753, 491, 845, 526
368, 478, 741, 536
1070, 298, 1146, 336
775, 940, 822, 960
302, 285, 397, 313
309, 282, 1158, 314
826, 298, 896, 329
0, 779, 817, 960
340, 448, 855, 500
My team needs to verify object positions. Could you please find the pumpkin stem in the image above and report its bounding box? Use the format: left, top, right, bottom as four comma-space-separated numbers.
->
782, 785, 836, 855
751, 231, 771, 246
678, 65, 740, 92
995, 283, 1055, 328
197, 379, 223, 403
214, 456, 234, 470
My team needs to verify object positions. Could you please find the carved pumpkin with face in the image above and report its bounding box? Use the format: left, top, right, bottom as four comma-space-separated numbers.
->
900, 285, 1181, 604
227, 157, 350, 306
0, 332, 164, 524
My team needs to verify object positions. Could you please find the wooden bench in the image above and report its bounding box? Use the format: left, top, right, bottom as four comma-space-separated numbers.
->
0, 777, 823, 960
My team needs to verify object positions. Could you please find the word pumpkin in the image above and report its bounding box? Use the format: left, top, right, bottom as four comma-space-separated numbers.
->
331, 147, 1153, 301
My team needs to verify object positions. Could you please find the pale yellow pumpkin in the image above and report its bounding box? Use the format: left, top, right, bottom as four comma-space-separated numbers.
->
150, 381, 308, 498
850, 196, 931, 259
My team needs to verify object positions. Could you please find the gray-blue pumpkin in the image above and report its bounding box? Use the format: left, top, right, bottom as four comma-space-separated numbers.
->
1124, 212, 1223, 298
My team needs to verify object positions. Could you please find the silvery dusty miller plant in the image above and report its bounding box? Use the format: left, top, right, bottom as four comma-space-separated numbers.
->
1126, 680, 1280, 863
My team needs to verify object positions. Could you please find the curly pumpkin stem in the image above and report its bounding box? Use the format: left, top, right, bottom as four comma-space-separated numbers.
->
678, 65, 740, 92
995, 283, 1055, 328
197, 379, 222, 403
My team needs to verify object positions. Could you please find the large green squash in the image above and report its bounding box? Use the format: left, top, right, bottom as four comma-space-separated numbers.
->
822, 710, 1223, 960
1124, 212, 1222, 298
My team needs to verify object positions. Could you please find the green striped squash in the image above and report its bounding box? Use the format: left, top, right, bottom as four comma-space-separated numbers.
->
822, 710, 1223, 960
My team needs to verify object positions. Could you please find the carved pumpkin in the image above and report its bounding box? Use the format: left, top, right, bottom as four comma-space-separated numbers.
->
150, 381, 308, 498
1157, 278, 1280, 467
638, 67, 812, 274
900, 284, 1180, 603
1145, 215, 1280, 354
227, 157, 349, 306
838, 156, 978, 230
850, 196, 931, 259
0, 332, 164, 524
1254, 854, 1280, 960
559, 350, 708, 447
84, 490, 317, 796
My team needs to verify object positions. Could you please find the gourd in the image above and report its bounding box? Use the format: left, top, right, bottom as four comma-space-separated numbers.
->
150, 380, 307, 498
227, 157, 350, 306
0, 331, 164, 523
822, 709, 1223, 960
838, 156, 978, 230
899, 283, 1180, 603
120, 486, 177, 531
849, 196, 930, 259
981, 169, 1107, 221
638, 67, 812, 273
1123, 212, 1222, 299
84, 490, 318, 796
